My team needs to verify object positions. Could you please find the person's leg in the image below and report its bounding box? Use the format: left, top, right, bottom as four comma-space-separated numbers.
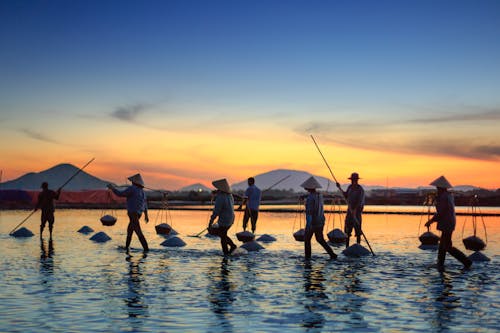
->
446, 232, 472, 268
40, 215, 47, 238
125, 212, 135, 249
314, 226, 337, 259
344, 221, 353, 248
242, 209, 250, 231
219, 226, 230, 254
437, 231, 452, 270
251, 210, 258, 234
48, 213, 55, 239
355, 214, 362, 244
304, 227, 314, 259
133, 213, 149, 251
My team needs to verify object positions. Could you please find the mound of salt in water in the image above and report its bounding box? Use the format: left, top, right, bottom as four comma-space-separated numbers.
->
155, 223, 172, 235
418, 244, 438, 251
419, 231, 440, 245
327, 228, 347, 244
169, 228, 179, 236
160, 236, 186, 247
100, 215, 117, 226
89, 232, 111, 243
342, 243, 371, 257
231, 247, 248, 256
293, 229, 305, 242
10, 227, 34, 238
462, 236, 486, 252
240, 240, 265, 252
256, 234, 276, 242
77, 226, 94, 234
468, 251, 490, 262
236, 231, 255, 243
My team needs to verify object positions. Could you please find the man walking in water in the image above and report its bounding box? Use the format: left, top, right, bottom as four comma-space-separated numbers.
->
241, 177, 262, 234
425, 176, 472, 271
337, 172, 365, 248
108, 173, 149, 252
35, 182, 61, 239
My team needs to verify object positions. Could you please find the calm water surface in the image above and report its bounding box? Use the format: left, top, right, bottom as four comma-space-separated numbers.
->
0, 208, 498, 332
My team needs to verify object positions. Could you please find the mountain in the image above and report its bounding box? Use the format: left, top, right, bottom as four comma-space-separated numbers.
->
178, 183, 212, 192
0, 163, 109, 190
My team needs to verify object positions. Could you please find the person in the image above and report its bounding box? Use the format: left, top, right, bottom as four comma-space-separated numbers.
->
208, 178, 237, 255
301, 176, 337, 260
425, 176, 472, 272
241, 177, 262, 234
336, 172, 365, 248
35, 182, 61, 239
108, 173, 149, 252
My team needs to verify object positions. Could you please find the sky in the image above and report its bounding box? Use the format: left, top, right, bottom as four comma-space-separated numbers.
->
1, 0, 499, 190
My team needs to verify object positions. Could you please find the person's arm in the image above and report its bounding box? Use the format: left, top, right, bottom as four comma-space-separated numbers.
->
208, 194, 222, 227
54, 188, 61, 200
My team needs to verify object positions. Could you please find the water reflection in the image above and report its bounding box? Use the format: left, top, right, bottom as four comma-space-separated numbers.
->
207, 257, 235, 332
40, 238, 54, 275
341, 262, 369, 328
302, 260, 327, 329
124, 253, 149, 321
429, 271, 460, 332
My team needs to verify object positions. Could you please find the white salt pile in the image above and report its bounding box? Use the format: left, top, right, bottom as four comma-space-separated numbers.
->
236, 231, 255, 243
342, 243, 371, 257
468, 251, 490, 262
240, 240, 265, 252
160, 236, 186, 247
77, 226, 94, 234
418, 244, 438, 251
256, 234, 276, 242
231, 247, 248, 256
89, 232, 111, 243
10, 227, 34, 238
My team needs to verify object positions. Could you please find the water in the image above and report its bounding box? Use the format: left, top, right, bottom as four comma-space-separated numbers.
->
0, 208, 498, 332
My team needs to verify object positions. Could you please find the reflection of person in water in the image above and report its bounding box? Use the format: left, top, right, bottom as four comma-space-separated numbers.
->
40, 238, 55, 276
125, 253, 149, 320
207, 258, 235, 331
302, 261, 327, 329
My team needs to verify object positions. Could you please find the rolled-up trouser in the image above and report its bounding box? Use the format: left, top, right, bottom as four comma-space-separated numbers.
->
242, 209, 259, 233
126, 212, 149, 251
40, 210, 55, 234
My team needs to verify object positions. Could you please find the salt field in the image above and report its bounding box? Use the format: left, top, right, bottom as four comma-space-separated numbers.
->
0, 208, 498, 332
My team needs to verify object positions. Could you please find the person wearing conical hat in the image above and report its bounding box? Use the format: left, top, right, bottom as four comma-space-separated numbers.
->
35, 181, 61, 240
301, 176, 337, 260
425, 176, 472, 271
108, 173, 149, 252
336, 172, 365, 248
208, 178, 237, 255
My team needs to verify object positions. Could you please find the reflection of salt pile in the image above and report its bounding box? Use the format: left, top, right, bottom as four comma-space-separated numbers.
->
160, 236, 186, 247
293, 229, 305, 242
327, 228, 347, 244
236, 231, 255, 243
100, 215, 117, 226
11, 227, 34, 238
77, 226, 94, 234
256, 234, 276, 242
342, 243, 370, 257
468, 251, 490, 262
155, 223, 172, 235
90, 232, 111, 243
240, 240, 264, 252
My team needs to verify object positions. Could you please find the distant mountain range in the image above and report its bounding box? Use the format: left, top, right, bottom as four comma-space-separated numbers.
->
0, 164, 488, 193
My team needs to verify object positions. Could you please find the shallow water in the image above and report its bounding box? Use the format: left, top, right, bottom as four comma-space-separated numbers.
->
0, 209, 498, 332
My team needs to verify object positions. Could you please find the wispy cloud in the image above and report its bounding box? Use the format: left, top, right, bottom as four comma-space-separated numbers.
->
19, 129, 59, 144
410, 109, 500, 123
110, 103, 150, 122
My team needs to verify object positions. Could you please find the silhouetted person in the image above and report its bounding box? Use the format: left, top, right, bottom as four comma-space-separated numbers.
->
240, 177, 261, 234
425, 176, 472, 272
301, 176, 337, 260
337, 172, 365, 248
35, 182, 61, 239
108, 173, 149, 252
208, 178, 237, 255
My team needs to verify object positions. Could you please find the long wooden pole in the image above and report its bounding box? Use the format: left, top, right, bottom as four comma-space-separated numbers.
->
310, 135, 375, 256
9, 158, 95, 235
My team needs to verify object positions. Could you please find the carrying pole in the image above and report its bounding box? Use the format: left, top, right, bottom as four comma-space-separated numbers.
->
310, 135, 375, 256
9, 158, 95, 235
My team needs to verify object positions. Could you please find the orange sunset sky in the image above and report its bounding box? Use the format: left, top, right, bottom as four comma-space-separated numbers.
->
1, 1, 499, 190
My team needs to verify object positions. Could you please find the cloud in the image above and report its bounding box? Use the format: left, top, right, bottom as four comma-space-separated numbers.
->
19, 128, 59, 144
410, 109, 500, 123
110, 103, 150, 122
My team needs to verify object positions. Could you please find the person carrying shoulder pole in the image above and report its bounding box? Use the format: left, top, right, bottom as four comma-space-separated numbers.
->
108, 173, 149, 252
425, 176, 472, 272
336, 172, 365, 248
208, 178, 237, 255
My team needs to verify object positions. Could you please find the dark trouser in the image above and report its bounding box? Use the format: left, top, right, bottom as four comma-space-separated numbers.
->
242, 209, 259, 233
126, 212, 149, 251
219, 225, 236, 255
40, 211, 55, 237
305, 225, 336, 259
345, 215, 362, 247
438, 231, 471, 268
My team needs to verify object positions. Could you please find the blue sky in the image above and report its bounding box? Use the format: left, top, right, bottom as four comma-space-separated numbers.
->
1, 0, 499, 189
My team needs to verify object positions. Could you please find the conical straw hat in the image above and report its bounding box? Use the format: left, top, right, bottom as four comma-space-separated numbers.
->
430, 175, 452, 189
128, 173, 145, 187
300, 176, 322, 189
212, 178, 232, 193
